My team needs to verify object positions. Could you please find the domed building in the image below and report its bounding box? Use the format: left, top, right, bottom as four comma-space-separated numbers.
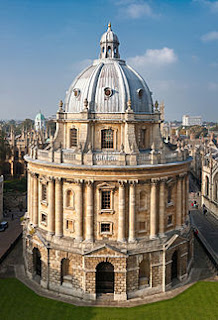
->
34, 111, 46, 132
23, 24, 193, 301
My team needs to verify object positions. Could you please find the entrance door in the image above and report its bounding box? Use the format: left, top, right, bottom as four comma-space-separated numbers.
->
171, 251, 178, 280
96, 262, 114, 294
33, 248, 41, 277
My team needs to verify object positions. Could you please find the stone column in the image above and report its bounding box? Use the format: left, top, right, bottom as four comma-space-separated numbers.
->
128, 181, 137, 242
176, 175, 182, 228
118, 181, 126, 242
159, 178, 166, 236
186, 174, 189, 216
28, 171, 32, 220
33, 173, 39, 226
150, 179, 158, 238
75, 180, 83, 241
86, 181, 93, 241
48, 177, 55, 235
55, 177, 63, 237
182, 175, 186, 224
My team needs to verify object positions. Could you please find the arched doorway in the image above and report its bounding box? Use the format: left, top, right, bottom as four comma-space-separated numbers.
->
33, 248, 41, 277
171, 251, 178, 281
96, 262, 114, 294
61, 258, 70, 284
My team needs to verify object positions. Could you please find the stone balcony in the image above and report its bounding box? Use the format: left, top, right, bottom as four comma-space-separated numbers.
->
27, 144, 189, 167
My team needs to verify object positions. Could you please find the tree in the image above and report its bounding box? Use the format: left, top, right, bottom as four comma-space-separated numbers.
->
0, 130, 11, 175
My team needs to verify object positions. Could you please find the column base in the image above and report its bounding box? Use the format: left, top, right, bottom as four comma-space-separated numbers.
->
158, 233, 166, 238
149, 235, 158, 240
118, 239, 126, 243
75, 237, 83, 243
84, 238, 94, 243
128, 238, 136, 243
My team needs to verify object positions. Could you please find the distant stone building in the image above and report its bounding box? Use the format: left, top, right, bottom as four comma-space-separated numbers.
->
0, 175, 3, 220
201, 139, 218, 217
23, 24, 193, 302
182, 115, 202, 127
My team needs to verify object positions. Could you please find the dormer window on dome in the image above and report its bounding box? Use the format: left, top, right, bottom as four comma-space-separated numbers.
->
100, 22, 120, 59
104, 87, 113, 97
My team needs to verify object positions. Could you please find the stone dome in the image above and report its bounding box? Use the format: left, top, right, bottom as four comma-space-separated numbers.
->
65, 23, 153, 114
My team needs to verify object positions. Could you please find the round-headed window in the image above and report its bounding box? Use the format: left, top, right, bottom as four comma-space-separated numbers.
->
73, 88, 80, 97
104, 87, 112, 97
137, 88, 143, 98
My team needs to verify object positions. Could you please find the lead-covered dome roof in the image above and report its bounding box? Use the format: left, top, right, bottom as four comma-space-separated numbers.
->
65, 23, 153, 114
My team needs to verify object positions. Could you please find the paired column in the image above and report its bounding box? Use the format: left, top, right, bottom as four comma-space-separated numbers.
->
75, 180, 83, 241
118, 181, 126, 242
48, 177, 55, 235
128, 181, 136, 242
176, 175, 182, 228
159, 178, 166, 236
32, 173, 39, 226
55, 177, 63, 237
86, 181, 94, 241
150, 179, 158, 238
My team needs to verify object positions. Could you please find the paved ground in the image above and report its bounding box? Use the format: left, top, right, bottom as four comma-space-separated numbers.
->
190, 209, 218, 261
0, 211, 23, 262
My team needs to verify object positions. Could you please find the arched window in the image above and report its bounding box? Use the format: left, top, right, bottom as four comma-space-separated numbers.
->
171, 251, 178, 281
140, 191, 146, 209
33, 248, 41, 278
139, 259, 150, 287
66, 190, 74, 208
42, 184, 47, 201
168, 187, 172, 204
70, 128, 77, 147
101, 129, 114, 149
213, 174, 218, 202
61, 258, 70, 284
205, 176, 209, 197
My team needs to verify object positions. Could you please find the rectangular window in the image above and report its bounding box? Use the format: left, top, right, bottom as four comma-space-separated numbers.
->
167, 215, 173, 225
139, 221, 146, 231
101, 223, 110, 233
66, 220, 74, 231
101, 129, 114, 149
70, 128, 77, 147
41, 213, 47, 225
101, 191, 111, 209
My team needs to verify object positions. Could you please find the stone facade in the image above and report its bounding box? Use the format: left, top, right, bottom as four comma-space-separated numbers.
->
201, 140, 218, 217
23, 24, 193, 301
0, 175, 3, 220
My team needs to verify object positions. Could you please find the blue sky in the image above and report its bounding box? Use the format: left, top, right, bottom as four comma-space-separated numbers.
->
0, 0, 218, 121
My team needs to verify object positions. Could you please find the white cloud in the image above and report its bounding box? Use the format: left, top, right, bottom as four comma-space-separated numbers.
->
193, 0, 218, 13
115, 0, 159, 19
126, 3, 155, 18
201, 31, 218, 42
208, 82, 218, 91
128, 47, 178, 68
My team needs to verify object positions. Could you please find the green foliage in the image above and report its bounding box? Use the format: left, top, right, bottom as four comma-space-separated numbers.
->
4, 177, 27, 193
0, 130, 11, 174
0, 279, 217, 320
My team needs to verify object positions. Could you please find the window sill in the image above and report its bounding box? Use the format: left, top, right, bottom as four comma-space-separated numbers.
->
41, 221, 47, 226
166, 202, 173, 208
138, 229, 147, 234
100, 232, 112, 236
100, 209, 115, 215
41, 201, 48, 206
65, 207, 75, 211
167, 223, 173, 228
